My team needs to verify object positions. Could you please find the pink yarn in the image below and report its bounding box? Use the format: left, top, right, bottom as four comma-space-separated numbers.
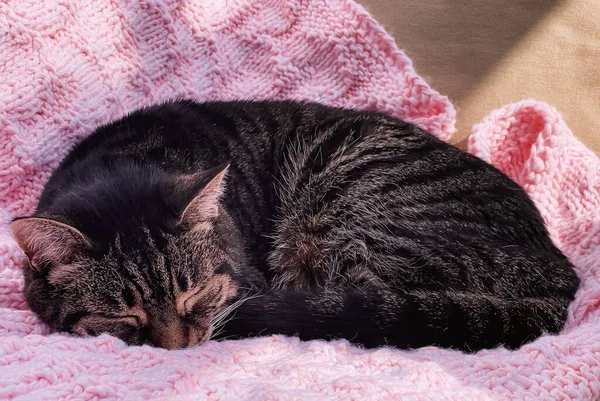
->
0, 0, 598, 400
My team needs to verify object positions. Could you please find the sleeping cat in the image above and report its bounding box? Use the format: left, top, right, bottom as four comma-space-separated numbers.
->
11, 100, 579, 351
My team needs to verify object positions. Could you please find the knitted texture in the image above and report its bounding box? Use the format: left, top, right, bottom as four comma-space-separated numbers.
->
0, 0, 598, 400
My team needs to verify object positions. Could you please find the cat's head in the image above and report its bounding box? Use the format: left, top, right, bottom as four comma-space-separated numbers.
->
11, 164, 247, 349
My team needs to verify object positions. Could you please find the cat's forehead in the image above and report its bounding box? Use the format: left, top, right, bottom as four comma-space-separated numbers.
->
79, 255, 184, 306
103, 220, 195, 261
110, 226, 168, 250
103, 231, 217, 278
104, 235, 187, 270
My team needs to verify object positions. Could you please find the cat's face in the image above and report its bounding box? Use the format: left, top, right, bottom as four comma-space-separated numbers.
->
11, 165, 243, 349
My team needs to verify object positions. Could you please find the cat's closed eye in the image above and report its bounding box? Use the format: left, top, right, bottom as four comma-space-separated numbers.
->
73, 314, 142, 342
182, 311, 198, 326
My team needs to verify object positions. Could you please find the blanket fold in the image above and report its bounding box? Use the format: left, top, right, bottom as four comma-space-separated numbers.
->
0, 0, 598, 400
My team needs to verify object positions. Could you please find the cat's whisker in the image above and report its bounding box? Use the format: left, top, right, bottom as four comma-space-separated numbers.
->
211, 290, 262, 333
213, 295, 255, 326
211, 332, 240, 342
214, 305, 242, 330
211, 310, 240, 340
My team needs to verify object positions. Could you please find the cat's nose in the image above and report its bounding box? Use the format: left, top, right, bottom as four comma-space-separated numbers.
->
151, 325, 188, 349
149, 310, 188, 349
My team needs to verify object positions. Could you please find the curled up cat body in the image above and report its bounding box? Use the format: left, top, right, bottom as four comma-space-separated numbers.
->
11, 100, 579, 352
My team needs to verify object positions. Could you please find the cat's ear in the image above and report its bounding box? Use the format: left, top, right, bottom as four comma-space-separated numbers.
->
178, 163, 230, 225
10, 217, 91, 271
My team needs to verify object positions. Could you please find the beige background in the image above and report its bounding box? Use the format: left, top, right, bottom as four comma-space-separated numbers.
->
358, 0, 600, 154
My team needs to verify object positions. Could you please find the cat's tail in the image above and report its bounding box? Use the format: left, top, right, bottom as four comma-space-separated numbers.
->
218, 282, 577, 351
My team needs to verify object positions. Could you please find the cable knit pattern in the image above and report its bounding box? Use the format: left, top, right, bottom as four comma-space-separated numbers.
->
0, 1, 598, 400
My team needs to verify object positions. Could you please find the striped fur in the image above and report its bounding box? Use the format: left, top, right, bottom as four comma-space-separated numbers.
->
11, 100, 579, 351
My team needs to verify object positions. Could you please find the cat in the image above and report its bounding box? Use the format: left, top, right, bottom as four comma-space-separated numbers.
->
10, 100, 579, 352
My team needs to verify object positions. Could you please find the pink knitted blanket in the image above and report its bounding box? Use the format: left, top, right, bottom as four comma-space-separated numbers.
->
1, 0, 599, 400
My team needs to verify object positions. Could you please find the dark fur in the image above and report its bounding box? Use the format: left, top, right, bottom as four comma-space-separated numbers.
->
13, 100, 580, 351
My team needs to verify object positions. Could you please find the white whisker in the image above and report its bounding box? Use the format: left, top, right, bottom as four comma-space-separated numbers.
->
210, 288, 263, 340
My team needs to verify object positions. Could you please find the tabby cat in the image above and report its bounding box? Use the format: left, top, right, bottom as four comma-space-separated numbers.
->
11, 100, 579, 351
